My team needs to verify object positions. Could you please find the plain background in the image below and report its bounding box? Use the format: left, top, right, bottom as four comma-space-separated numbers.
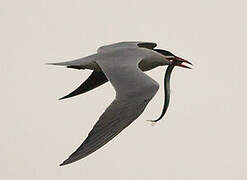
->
1, 0, 247, 179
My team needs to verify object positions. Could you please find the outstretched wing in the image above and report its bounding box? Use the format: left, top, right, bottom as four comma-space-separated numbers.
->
60, 53, 159, 166
97, 41, 157, 53
59, 71, 108, 100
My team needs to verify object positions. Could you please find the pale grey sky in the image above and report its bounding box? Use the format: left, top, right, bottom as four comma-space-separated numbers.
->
1, 0, 247, 179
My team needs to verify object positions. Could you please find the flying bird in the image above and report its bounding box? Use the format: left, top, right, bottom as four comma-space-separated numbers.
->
48, 41, 192, 166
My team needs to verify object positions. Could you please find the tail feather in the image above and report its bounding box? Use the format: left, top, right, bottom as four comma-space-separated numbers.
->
46, 53, 98, 68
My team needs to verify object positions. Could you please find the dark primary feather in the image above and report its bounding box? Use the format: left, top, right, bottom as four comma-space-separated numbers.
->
137, 42, 157, 49
59, 71, 108, 100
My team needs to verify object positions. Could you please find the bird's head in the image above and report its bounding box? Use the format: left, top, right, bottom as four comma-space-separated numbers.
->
154, 49, 193, 69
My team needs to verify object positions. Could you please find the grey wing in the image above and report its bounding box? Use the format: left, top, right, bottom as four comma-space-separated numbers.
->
97, 41, 157, 53
60, 55, 159, 166
59, 71, 108, 100
60, 99, 150, 166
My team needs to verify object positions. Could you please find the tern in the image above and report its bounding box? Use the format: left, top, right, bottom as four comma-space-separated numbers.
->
48, 41, 192, 166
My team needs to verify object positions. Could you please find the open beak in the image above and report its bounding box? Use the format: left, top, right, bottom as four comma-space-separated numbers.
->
171, 56, 193, 69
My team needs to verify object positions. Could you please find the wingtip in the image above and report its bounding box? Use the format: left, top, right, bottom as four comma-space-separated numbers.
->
59, 162, 64, 166
59, 162, 66, 166
59, 159, 68, 166
59, 158, 73, 166
58, 95, 69, 100
58, 97, 65, 101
